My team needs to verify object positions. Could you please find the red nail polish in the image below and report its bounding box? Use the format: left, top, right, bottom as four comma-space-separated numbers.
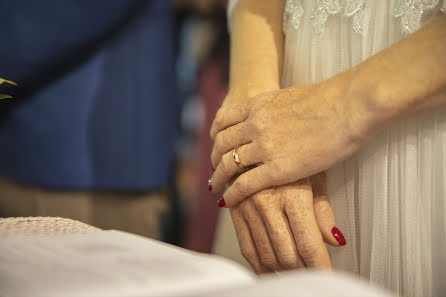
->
208, 179, 212, 191
332, 227, 346, 246
218, 197, 225, 207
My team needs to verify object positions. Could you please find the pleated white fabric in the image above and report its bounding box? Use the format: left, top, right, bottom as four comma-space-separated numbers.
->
228, 1, 446, 296
281, 1, 445, 296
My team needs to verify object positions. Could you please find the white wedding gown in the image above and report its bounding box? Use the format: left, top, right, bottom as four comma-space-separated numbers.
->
226, 1, 446, 296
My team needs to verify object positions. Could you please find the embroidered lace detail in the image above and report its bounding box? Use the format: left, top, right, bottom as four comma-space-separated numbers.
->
284, 0, 365, 35
310, 0, 342, 34
283, 0, 305, 33
345, 0, 366, 34
393, 0, 441, 34
283, 0, 444, 36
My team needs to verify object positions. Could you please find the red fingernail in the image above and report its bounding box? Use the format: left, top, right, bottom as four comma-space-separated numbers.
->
208, 179, 212, 191
332, 227, 346, 246
218, 197, 225, 208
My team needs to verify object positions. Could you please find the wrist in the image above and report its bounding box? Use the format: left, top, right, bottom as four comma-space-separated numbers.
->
340, 66, 394, 141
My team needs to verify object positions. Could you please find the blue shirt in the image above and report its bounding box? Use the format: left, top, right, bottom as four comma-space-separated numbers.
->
0, 0, 179, 190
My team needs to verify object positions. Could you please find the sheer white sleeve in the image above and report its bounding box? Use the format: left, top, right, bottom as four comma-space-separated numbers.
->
227, 0, 239, 32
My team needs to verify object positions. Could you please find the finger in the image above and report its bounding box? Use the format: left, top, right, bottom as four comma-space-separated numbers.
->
230, 207, 272, 274
241, 201, 281, 271
219, 164, 279, 208
210, 143, 264, 193
284, 179, 332, 270
253, 192, 305, 270
310, 172, 346, 247
211, 122, 251, 169
210, 104, 249, 140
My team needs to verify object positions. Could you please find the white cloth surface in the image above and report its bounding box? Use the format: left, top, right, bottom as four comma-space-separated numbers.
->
197, 270, 395, 297
1, 229, 394, 297
228, 1, 446, 296
0, 230, 255, 297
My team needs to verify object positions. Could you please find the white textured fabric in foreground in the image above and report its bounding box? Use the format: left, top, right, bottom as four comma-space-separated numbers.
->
0, 230, 254, 297
0, 217, 100, 237
200, 270, 395, 297
0, 229, 393, 297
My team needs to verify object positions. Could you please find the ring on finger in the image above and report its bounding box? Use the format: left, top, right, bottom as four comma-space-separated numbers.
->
232, 147, 244, 169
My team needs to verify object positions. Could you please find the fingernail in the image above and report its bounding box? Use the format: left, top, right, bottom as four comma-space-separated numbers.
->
218, 197, 225, 208
332, 227, 346, 246
208, 179, 212, 191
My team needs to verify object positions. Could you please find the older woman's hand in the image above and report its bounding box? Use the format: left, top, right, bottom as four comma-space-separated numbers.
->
209, 79, 370, 207
230, 173, 345, 274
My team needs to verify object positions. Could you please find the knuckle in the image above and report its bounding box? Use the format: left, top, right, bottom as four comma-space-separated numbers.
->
214, 133, 225, 154
296, 239, 320, 260
219, 154, 231, 174
269, 227, 286, 240
285, 201, 308, 222
233, 180, 250, 197
240, 204, 256, 223
214, 108, 225, 128
252, 196, 271, 214
259, 254, 278, 270
240, 247, 255, 263
314, 200, 333, 219
278, 253, 298, 269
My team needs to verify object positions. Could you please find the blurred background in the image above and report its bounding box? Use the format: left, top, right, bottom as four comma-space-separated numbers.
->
0, 0, 245, 265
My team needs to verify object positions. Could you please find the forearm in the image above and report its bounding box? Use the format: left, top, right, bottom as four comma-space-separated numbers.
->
346, 14, 446, 134
228, 0, 285, 99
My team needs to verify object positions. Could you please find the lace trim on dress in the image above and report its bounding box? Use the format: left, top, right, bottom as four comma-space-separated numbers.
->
283, 0, 305, 33
310, 0, 342, 35
393, 0, 443, 34
283, 0, 444, 36
344, 0, 366, 34
284, 0, 364, 35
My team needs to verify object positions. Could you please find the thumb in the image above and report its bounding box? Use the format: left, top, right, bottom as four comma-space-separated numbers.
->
310, 172, 346, 247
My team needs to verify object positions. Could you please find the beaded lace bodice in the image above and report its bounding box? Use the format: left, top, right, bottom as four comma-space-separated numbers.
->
283, 0, 445, 35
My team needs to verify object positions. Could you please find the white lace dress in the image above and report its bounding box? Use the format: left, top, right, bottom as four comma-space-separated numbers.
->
227, 1, 446, 296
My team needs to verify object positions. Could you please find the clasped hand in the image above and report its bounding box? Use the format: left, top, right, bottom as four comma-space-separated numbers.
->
229, 173, 341, 272
209, 82, 362, 272
210, 83, 367, 207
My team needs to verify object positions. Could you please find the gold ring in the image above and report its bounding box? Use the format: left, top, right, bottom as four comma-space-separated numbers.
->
232, 148, 243, 168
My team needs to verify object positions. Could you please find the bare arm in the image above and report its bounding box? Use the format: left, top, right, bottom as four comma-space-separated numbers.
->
348, 14, 446, 137
225, 0, 284, 100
